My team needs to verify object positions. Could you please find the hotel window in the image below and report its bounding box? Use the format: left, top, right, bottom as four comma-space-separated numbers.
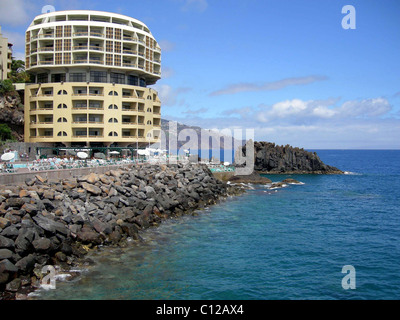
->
110, 72, 125, 84
106, 27, 114, 39
64, 26, 71, 37
58, 90, 67, 95
108, 91, 118, 96
147, 120, 152, 125
56, 26, 63, 38
69, 73, 86, 82
51, 73, 66, 82
108, 118, 118, 123
90, 71, 107, 83
114, 42, 121, 53
63, 52, 71, 64
37, 73, 49, 83
57, 104, 68, 109
108, 104, 118, 110
106, 41, 113, 53
57, 132, 68, 137
55, 53, 63, 65
115, 29, 121, 40
106, 54, 113, 66
55, 39, 63, 51
108, 131, 118, 136
64, 39, 71, 51
147, 108, 152, 112
57, 117, 67, 123
114, 55, 121, 66
127, 75, 138, 86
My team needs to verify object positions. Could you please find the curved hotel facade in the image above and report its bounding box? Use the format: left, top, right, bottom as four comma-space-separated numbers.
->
24, 10, 162, 150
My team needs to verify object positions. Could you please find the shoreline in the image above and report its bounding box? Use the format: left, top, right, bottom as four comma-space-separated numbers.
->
0, 163, 245, 300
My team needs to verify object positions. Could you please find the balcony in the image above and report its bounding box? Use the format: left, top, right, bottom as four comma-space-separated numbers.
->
88, 45, 104, 51
73, 45, 89, 51
123, 36, 137, 42
123, 49, 137, 55
123, 63, 137, 68
89, 32, 103, 38
38, 47, 54, 52
74, 32, 89, 37
39, 61, 54, 66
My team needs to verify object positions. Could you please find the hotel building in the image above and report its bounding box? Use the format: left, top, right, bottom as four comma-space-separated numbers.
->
24, 10, 162, 150
0, 26, 13, 81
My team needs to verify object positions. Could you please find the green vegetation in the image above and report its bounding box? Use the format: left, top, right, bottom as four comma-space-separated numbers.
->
7, 58, 33, 83
0, 79, 15, 95
0, 123, 14, 141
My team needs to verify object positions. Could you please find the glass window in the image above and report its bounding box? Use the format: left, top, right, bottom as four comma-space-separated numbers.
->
90, 71, 107, 83
69, 73, 86, 82
127, 75, 138, 86
110, 72, 125, 84
51, 73, 66, 83
37, 73, 48, 83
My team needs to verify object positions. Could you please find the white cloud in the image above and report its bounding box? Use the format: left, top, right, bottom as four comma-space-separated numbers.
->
181, 0, 208, 12
256, 97, 392, 123
159, 40, 176, 52
210, 75, 328, 96
0, 0, 34, 26
182, 107, 208, 115
336, 98, 392, 118
154, 84, 191, 106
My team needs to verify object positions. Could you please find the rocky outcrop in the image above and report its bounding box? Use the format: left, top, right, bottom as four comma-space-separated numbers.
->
238, 141, 343, 174
0, 92, 25, 142
0, 163, 244, 299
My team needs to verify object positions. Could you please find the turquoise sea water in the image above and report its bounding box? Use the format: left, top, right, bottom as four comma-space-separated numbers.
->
35, 150, 400, 300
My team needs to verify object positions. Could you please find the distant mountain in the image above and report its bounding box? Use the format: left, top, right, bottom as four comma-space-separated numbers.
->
158, 118, 244, 150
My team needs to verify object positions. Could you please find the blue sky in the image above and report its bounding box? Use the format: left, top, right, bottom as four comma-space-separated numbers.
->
1, 0, 400, 149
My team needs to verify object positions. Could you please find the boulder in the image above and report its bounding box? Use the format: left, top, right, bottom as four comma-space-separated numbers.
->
81, 182, 102, 196
0, 249, 13, 260
32, 238, 52, 252
0, 235, 14, 249
0, 259, 18, 273
0, 217, 11, 229
15, 254, 36, 274
77, 227, 102, 245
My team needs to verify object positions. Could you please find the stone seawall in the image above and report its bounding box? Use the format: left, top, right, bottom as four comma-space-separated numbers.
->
0, 164, 132, 186
0, 163, 243, 299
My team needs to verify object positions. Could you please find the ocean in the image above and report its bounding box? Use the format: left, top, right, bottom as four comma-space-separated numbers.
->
34, 150, 400, 300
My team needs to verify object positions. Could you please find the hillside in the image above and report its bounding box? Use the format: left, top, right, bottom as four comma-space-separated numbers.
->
0, 91, 25, 142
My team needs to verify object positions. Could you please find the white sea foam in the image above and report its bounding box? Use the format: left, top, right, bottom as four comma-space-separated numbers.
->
344, 171, 362, 175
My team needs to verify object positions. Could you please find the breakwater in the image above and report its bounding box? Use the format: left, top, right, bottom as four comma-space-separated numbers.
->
0, 163, 244, 299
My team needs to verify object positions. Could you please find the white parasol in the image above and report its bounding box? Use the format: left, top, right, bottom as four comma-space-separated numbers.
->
1, 152, 15, 161
77, 152, 89, 159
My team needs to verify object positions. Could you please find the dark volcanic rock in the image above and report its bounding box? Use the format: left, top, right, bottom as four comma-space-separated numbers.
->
228, 172, 272, 184
237, 141, 343, 174
0, 163, 244, 299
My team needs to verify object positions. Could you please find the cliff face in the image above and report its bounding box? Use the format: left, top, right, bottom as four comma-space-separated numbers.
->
0, 92, 25, 142
240, 141, 343, 174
